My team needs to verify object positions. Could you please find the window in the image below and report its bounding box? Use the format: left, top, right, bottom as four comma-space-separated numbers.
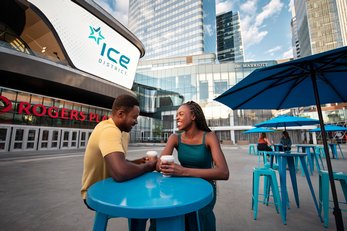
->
163, 115, 173, 129
214, 81, 228, 95
199, 81, 208, 100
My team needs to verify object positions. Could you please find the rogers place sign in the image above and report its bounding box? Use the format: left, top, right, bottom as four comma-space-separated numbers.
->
0, 96, 109, 122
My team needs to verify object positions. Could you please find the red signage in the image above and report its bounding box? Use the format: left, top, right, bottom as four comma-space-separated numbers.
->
0, 96, 109, 122
0, 96, 12, 114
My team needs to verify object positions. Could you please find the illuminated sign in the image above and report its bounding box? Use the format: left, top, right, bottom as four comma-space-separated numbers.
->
0, 96, 109, 122
0, 96, 12, 114
235, 63, 268, 68
28, 0, 141, 89
242, 63, 267, 68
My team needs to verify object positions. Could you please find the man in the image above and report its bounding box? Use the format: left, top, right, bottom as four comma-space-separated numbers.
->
81, 94, 157, 208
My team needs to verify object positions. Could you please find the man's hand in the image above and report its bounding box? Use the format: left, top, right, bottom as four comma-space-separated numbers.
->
105, 152, 156, 182
145, 159, 157, 171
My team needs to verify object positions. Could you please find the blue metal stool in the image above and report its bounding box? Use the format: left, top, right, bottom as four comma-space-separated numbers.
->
252, 167, 285, 224
315, 145, 326, 158
318, 170, 347, 228
314, 146, 325, 170
249, 144, 257, 155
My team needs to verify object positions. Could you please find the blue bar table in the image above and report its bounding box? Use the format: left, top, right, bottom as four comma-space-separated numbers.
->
296, 144, 319, 174
273, 144, 284, 151
328, 143, 345, 159
267, 152, 322, 224
86, 172, 213, 231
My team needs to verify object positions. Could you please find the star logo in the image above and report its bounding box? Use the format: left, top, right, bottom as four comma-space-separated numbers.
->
0, 96, 12, 114
88, 26, 105, 45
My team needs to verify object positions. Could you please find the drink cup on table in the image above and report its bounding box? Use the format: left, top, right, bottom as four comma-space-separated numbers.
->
146, 151, 158, 162
160, 155, 175, 177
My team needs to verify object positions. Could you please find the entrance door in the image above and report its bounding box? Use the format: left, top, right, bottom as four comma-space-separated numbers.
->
60, 129, 79, 149
0, 125, 11, 152
10, 127, 39, 152
79, 130, 92, 148
38, 128, 61, 150
163, 133, 168, 142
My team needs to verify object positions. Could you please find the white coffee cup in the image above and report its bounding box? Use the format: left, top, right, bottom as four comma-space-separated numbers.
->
160, 155, 174, 163
146, 151, 158, 161
160, 155, 175, 177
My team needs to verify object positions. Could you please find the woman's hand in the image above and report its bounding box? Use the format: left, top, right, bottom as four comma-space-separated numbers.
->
159, 162, 184, 177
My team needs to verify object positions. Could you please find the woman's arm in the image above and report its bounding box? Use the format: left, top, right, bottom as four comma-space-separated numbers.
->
162, 132, 229, 181
265, 137, 272, 146
156, 134, 178, 171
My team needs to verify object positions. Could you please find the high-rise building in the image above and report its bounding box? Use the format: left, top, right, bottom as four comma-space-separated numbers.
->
128, 0, 216, 60
290, 7, 300, 59
216, 11, 244, 62
293, 0, 347, 57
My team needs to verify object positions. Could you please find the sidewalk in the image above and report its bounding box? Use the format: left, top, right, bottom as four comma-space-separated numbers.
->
0, 144, 346, 230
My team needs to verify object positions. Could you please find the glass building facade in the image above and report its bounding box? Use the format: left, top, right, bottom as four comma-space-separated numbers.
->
128, 0, 216, 60
294, 0, 347, 57
0, 0, 147, 153
288, 0, 347, 144
134, 53, 277, 144
290, 15, 301, 59
216, 11, 244, 62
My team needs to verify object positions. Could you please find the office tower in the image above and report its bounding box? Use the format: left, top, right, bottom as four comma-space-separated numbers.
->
128, 0, 216, 60
216, 11, 244, 62
290, 7, 301, 59
293, 0, 347, 57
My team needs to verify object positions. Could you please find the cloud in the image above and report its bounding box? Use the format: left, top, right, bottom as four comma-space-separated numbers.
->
265, 46, 282, 56
204, 24, 214, 37
282, 47, 294, 59
255, 0, 284, 26
240, 0, 257, 15
240, 0, 284, 49
241, 14, 268, 48
288, 0, 294, 13
94, 0, 129, 26
216, 0, 233, 15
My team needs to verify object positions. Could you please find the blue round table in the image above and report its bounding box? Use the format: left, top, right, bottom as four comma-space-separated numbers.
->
86, 171, 213, 231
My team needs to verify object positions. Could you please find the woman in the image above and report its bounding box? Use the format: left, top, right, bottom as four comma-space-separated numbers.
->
280, 131, 292, 152
257, 132, 273, 151
157, 101, 229, 231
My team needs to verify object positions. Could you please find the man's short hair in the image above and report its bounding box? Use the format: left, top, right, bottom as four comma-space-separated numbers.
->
112, 94, 139, 114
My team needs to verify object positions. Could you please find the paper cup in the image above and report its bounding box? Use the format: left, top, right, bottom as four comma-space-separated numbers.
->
160, 155, 174, 163
160, 155, 174, 177
146, 151, 158, 161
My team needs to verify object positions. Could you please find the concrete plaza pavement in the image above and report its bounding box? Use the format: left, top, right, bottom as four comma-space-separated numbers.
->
0, 144, 346, 231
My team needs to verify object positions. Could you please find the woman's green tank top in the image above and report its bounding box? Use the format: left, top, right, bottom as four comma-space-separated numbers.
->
177, 132, 212, 169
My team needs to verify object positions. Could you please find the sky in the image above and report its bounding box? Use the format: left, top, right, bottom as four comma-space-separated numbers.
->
95, 0, 294, 62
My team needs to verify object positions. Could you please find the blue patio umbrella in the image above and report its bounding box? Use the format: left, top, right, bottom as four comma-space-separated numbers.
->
214, 46, 347, 230
255, 115, 319, 130
309, 124, 347, 132
243, 127, 275, 134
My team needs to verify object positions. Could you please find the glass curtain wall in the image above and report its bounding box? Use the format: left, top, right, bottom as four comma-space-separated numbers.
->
128, 0, 212, 59
135, 54, 277, 143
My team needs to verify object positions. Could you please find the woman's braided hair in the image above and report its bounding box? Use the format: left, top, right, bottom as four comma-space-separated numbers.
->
183, 101, 211, 132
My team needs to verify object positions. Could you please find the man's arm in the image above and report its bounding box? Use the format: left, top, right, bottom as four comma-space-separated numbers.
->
104, 152, 156, 182
130, 157, 147, 164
